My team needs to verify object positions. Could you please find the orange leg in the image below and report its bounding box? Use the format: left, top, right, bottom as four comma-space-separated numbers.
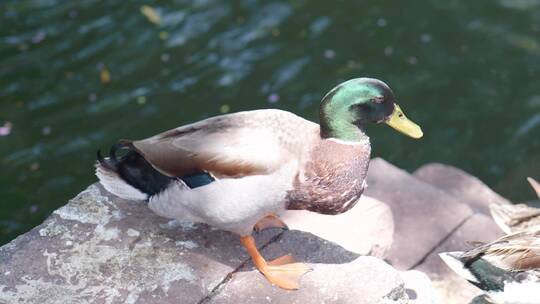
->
240, 235, 311, 290
254, 214, 288, 232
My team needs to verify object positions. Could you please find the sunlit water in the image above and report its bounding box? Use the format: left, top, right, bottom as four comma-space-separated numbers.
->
1, 0, 539, 245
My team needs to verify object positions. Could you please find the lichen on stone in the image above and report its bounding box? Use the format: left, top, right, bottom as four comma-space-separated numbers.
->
38, 220, 70, 238
379, 283, 408, 304
94, 224, 120, 241
127, 228, 140, 237
36, 229, 196, 303
175, 240, 199, 249
159, 219, 197, 231
54, 185, 115, 225
0, 185, 199, 304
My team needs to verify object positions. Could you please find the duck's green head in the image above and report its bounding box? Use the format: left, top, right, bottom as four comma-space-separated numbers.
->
320, 78, 423, 141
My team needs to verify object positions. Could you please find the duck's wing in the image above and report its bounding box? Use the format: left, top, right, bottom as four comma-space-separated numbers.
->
462, 227, 540, 271
489, 178, 540, 234
130, 109, 319, 178
490, 203, 540, 234
527, 177, 540, 200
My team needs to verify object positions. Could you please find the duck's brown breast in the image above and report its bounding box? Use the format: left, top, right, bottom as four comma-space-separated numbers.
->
285, 139, 371, 215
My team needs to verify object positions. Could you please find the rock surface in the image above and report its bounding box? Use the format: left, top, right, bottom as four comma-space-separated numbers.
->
0, 184, 404, 304
367, 160, 511, 304
207, 256, 406, 304
400, 270, 438, 304
0, 185, 280, 304
410, 163, 508, 304
365, 158, 473, 270
414, 163, 511, 214
280, 195, 394, 257
0, 160, 511, 304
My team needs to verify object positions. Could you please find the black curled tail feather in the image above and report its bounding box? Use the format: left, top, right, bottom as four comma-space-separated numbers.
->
97, 141, 173, 197
97, 143, 122, 172
97, 140, 132, 171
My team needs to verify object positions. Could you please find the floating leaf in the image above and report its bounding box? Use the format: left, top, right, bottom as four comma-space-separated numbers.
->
160, 53, 170, 62
220, 104, 230, 113
140, 5, 161, 25
159, 31, 169, 40
267, 93, 280, 103
30, 162, 40, 171
31, 31, 46, 44
42, 126, 51, 136
0, 122, 13, 136
323, 49, 336, 59
100, 66, 111, 84
137, 96, 147, 105
29, 205, 39, 214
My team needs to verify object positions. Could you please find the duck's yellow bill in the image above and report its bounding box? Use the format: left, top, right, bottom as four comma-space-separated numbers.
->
385, 104, 423, 139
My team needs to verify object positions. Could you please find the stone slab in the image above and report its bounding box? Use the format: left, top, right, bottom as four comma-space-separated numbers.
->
400, 270, 438, 304
364, 158, 473, 270
4, 159, 511, 304
280, 195, 394, 258
0, 184, 280, 304
204, 246, 407, 304
413, 163, 511, 214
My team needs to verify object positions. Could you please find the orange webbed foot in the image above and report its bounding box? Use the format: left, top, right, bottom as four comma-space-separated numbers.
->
262, 254, 312, 290
240, 236, 311, 290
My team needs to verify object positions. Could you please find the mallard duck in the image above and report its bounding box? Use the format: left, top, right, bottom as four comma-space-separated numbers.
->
95, 78, 423, 290
439, 227, 540, 304
490, 178, 540, 234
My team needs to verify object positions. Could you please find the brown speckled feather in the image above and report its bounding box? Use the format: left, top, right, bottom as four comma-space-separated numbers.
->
490, 177, 540, 234
528, 177, 540, 199
490, 203, 540, 234
462, 227, 540, 271
130, 109, 319, 178
286, 139, 371, 215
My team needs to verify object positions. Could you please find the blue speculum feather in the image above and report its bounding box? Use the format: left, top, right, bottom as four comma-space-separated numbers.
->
180, 172, 216, 188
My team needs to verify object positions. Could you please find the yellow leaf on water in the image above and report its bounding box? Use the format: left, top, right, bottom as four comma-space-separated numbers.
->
159, 31, 169, 40
137, 96, 147, 105
220, 104, 230, 113
100, 67, 111, 84
140, 5, 161, 25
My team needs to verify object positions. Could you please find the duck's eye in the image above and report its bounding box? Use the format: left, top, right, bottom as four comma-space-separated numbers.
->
398, 112, 404, 118
372, 96, 384, 104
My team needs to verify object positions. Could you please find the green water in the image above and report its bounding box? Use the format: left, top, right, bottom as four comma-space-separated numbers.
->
1, 0, 539, 245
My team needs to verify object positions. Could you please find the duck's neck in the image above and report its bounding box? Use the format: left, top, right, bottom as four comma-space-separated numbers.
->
319, 99, 368, 142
